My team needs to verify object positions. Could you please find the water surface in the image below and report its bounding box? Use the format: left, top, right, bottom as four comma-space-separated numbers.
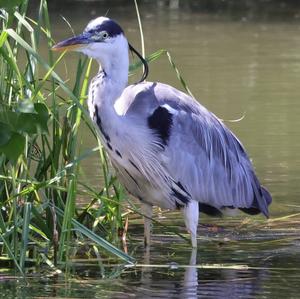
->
1, 216, 299, 298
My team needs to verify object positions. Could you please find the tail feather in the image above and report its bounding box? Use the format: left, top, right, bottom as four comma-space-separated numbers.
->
199, 202, 223, 217
256, 185, 272, 218
240, 184, 272, 218
261, 186, 272, 206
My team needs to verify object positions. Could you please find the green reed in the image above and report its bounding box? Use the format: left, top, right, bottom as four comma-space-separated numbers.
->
0, 0, 137, 275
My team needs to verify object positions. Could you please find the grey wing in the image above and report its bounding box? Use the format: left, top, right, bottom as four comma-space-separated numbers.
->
165, 105, 272, 217
120, 82, 272, 217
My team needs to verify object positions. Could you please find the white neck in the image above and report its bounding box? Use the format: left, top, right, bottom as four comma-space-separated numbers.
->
83, 34, 129, 105
86, 34, 130, 137
96, 59, 128, 108
98, 48, 129, 91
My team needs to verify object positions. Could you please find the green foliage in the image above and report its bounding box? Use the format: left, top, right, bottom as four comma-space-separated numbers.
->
0, 0, 134, 275
0, 0, 23, 11
0, 102, 50, 162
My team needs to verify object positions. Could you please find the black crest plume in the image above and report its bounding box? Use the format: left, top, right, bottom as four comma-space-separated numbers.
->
129, 43, 149, 83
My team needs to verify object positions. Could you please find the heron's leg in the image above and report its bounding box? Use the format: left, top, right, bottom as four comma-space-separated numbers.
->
182, 247, 198, 296
182, 200, 199, 248
141, 203, 153, 247
141, 241, 151, 285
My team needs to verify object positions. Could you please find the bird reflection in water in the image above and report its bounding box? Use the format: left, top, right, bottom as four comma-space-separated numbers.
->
136, 247, 266, 298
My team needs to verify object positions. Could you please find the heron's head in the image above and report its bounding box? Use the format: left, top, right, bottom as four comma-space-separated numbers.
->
52, 17, 148, 81
52, 17, 127, 62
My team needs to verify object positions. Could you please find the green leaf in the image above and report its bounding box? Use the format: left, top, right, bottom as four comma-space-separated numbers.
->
0, 30, 8, 48
53, 204, 135, 264
16, 113, 38, 135
129, 49, 167, 73
6, 28, 93, 130
0, 121, 12, 146
0, 0, 22, 10
3, 102, 50, 135
0, 132, 25, 162
0, 110, 19, 131
20, 202, 31, 270
34, 103, 49, 133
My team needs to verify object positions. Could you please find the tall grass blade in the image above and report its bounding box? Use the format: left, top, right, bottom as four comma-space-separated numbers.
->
53, 204, 135, 264
58, 178, 76, 262
5, 28, 92, 123
0, 232, 24, 276
20, 202, 31, 270
134, 0, 145, 58
129, 48, 194, 97
165, 51, 195, 98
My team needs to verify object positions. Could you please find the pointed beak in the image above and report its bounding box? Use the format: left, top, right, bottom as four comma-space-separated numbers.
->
52, 33, 90, 52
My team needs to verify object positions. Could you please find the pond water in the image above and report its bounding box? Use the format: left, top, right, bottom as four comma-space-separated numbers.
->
2, 1, 300, 298
1, 216, 300, 298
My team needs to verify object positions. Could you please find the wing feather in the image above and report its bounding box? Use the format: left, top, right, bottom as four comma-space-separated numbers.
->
117, 82, 271, 216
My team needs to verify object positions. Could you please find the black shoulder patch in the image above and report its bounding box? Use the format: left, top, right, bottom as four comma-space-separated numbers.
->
148, 106, 173, 146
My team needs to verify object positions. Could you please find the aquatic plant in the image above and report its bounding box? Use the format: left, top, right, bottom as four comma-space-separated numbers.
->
0, 0, 137, 275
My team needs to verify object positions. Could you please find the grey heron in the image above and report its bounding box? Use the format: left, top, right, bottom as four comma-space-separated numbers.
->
53, 17, 272, 247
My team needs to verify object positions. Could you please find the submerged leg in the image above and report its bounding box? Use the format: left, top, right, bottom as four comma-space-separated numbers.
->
141, 203, 153, 247
182, 247, 198, 297
182, 200, 199, 248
